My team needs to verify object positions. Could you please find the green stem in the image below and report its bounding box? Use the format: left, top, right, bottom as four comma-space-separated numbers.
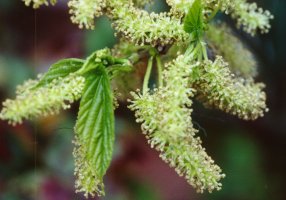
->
185, 43, 195, 56
156, 56, 163, 87
143, 56, 154, 94
185, 42, 201, 60
201, 41, 208, 61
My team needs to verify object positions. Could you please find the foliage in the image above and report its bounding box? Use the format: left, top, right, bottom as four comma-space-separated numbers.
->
1, 0, 273, 198
74, 65, 114, 197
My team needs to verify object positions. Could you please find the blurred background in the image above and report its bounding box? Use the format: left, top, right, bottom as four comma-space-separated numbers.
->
0, 0, 285, 200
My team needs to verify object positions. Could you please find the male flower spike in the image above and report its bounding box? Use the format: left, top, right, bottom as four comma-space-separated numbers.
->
0, 0, 273, 198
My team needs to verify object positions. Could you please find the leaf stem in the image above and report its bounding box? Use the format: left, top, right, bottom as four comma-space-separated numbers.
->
156, 56, 163, 87
143, 56, 154, 94
201, 41, 208, 60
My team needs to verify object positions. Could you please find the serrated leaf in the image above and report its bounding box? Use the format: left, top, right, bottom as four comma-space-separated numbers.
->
74, 64, 114, 196
36, 58, 84, 88
183, 0, 204, 39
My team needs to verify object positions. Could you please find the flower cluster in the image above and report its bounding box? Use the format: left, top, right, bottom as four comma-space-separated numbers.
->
73, 135, 105, 197
229, 0, 274, 35
24, 0, 273, 42
23, 0, 57, 8
193, 56, 268, 120
129, 55, 225, 193
2, 0, 273, 198
167, 0, 195, 16
107, 0, 190, 45
167, 0, 273, 36
206, 23, 257, 78
0, 74, 85, 125
68, 0, 106, 29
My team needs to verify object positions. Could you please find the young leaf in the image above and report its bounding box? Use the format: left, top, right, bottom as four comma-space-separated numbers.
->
76, 49, 111, 75
183, 0, 204, 39
74, 65, 115, 197
76, 52, 99, 75
36, 58, 84, 88
106, 63, 133, 78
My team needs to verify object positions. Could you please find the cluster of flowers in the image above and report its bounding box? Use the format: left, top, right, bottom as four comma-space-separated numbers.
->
129, 55, 226, 193
1, 0, 273, 197
0, 74, 85, 125
23, 0, 273, 41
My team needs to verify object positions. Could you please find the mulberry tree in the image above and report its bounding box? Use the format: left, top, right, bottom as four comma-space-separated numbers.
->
1, 0, 273, 198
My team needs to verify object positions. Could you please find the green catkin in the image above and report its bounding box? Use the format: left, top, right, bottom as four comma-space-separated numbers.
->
167, 0, 273, 35
194, 56, 268, 120
23, 0, 57, 8
227, 0, 274, 35
107, 0, 190, 46
73, 136, 105, 197
24, 0, 273, 37
0, 74, 85, 125
206, 23, 258, 78
68, 0, 107, 29
129, 55, 225, 193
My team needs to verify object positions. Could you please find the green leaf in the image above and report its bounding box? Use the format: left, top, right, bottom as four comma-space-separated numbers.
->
36, 58, 84, 88
106, 63, 133, 78
76, 52, 99, 75
183, 0, 204, 39
76, 49, 135, 77
74, 65, 114, 196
